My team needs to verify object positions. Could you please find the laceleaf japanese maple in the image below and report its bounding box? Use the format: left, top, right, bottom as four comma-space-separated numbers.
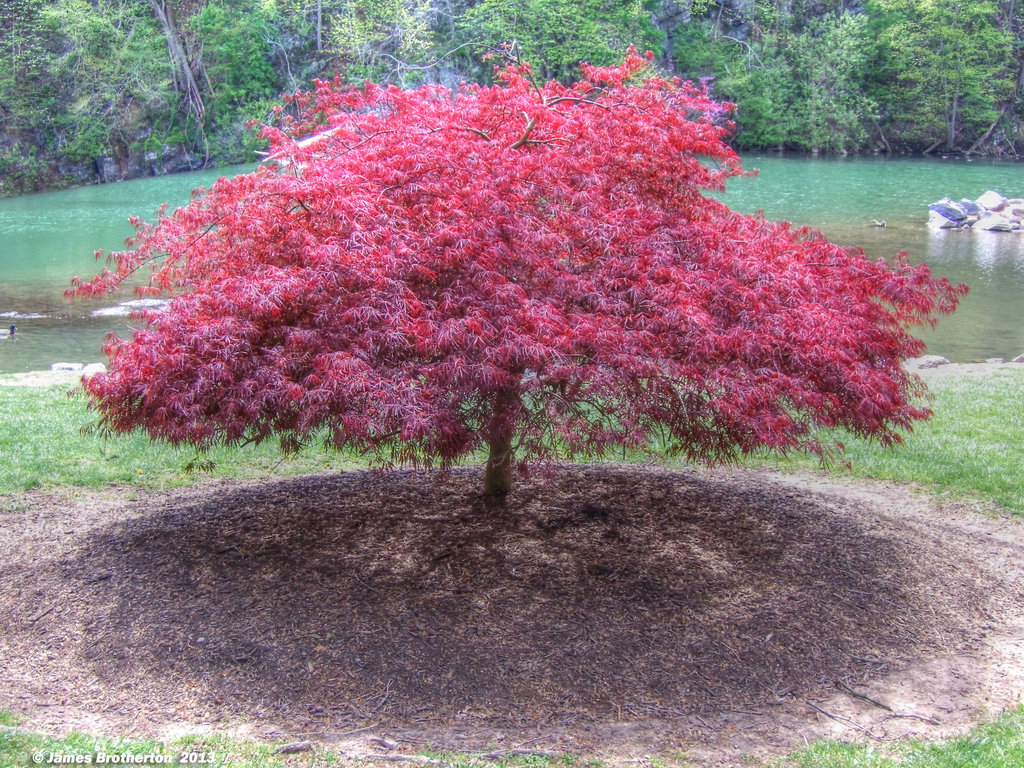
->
73, 51, 966, 495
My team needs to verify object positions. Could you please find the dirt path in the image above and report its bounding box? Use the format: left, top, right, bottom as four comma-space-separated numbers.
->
1, 464, 1022, 764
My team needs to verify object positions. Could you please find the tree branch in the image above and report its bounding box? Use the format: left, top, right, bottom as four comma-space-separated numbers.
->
509, 114, 536, 149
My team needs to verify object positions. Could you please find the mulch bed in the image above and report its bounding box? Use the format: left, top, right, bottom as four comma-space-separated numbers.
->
1, 464, 1020, 759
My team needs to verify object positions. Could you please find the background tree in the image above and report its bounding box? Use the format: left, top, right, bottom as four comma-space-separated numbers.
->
676, 9, 878, 152
868, 0, 1014, 151
74, 52, 965, 495
0, 0, 56, 192
38, 0, 172, 165
460, 0, 664, 82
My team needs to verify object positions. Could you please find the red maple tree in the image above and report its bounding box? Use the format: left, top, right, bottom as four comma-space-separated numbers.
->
73, 52, 966, 494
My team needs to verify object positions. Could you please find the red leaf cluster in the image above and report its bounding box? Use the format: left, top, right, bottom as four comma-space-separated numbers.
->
72, 51, 966, 490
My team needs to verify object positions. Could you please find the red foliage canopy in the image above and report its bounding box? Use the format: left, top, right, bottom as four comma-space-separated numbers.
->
73, 52, 966, 493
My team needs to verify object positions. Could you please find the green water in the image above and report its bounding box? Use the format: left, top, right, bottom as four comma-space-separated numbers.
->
0, 166, 251, 374
720, 155, 1024, 363
1, 156, 1022, 374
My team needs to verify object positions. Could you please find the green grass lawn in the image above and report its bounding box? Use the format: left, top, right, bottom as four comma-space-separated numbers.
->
777, 706, 1024, 767
749, 370, 1024, 515
4, 369, 1022, 514
0, 382, 359, 495
0, 722, 316, 768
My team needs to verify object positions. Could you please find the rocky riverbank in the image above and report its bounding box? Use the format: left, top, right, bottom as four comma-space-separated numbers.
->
928, 189, 1024, 231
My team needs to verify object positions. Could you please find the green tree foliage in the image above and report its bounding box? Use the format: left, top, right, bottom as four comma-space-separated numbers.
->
2, 0, 1024, 196
186, 0, 280, 125
461, 0, 664, 82
326, 0, 438, 81
0, 0, 56, 191
38, 0, 172, 163
0, 0, 55, 126
677, 0, 1017, 153
869, 0, 1014, 151
678, 13, 877, 152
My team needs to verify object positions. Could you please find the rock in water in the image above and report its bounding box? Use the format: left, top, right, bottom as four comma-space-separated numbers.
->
930, 198, 967, 220
928, 199, 967, 229
913, 355, 952, 369
959, 198, 983, 216
976, 210, 1015, 231
976, 189, 1008, 211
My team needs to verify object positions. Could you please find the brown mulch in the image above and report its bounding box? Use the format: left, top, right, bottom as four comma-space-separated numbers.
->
2, 464, 1023, 763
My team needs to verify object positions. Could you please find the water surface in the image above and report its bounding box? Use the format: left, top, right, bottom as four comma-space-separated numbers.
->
721, 155, 1024, 363
0, 166, 250, 374
1, 156, 1022, 374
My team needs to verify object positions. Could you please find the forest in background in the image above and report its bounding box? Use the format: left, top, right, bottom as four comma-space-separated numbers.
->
1, 0, 1023, 196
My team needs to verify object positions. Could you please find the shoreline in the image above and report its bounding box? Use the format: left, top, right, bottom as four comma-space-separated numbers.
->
3, 357, 1023, 388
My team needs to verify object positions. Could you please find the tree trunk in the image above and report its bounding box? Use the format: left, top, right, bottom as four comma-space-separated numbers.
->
316, 0, 323, 52
947, 94, 959, 151
483, 389, 519, 495
484, 429, 515, 496
149, 0, 205, 119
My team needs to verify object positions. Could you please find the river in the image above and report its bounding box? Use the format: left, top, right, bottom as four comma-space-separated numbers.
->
1, 156, 1022, 374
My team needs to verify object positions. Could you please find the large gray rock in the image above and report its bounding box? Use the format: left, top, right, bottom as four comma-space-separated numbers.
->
930, 198, 967, 220
95, 156, 124, 184
927, 210, 963, 229
928, 199, 968, 229
911, 355, 951, 369
146, 144, 202, 176
959, 198, 983, 216
976, 189, 1008, 211
976, 210, 1015, 231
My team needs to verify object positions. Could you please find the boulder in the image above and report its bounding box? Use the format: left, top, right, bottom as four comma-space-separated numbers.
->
912, 355, 951, 369
95, 156, 123, 184
1012, 354, 1024, 363
958, 198, 983, 216
81, 363, 107, 376
976, 189, 1008, 211
929, 198, 967, 220
928, 199, 968, 229
928, 210, 963, 229
976, 210, 1014, 231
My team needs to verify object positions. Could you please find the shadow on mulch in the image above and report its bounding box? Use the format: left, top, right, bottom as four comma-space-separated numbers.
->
12, 465, 991, 738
